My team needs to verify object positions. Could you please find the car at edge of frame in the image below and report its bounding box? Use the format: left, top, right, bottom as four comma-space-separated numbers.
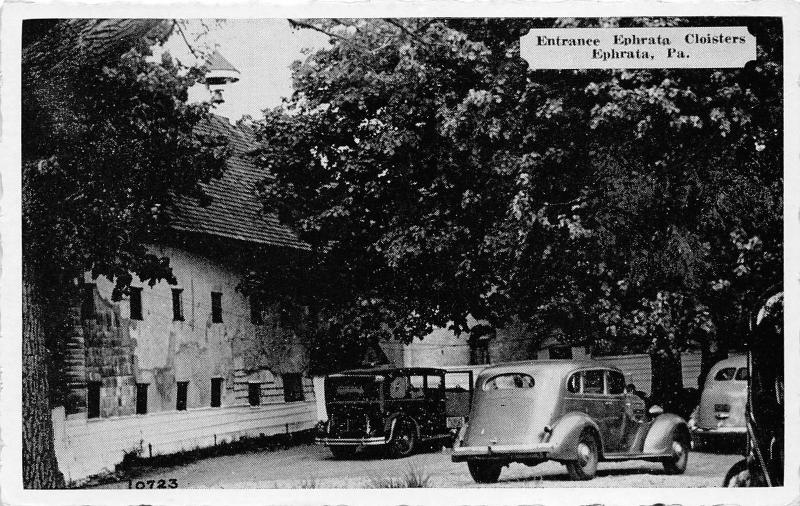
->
451, 359, 691, 483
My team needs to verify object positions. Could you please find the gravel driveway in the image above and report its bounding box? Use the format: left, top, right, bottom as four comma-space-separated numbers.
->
92, 443, 742, 488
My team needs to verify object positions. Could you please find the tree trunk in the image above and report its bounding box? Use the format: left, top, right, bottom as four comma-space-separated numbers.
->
650, 348, 683, 414
22, 262, 64, 488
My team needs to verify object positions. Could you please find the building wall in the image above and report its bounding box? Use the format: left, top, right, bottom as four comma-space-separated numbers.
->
394, 318, 551, 368
56, 242, 317, 481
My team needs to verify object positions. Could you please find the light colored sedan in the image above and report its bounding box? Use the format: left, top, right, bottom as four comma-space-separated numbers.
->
690, 355, 747, 445
452, 360, 690, 483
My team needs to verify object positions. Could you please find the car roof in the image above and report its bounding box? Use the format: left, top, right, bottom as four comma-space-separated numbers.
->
710, 355, 747, 371
330, 365, 445, 377
476, 359, 622, 379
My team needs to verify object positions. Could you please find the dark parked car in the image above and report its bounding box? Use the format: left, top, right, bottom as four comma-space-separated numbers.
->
724, 289, 783, 487
452, 360, 690, 483
316, 366, 472, 458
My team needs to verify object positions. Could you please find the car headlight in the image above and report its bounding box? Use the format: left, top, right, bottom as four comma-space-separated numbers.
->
315, 420, 328, 435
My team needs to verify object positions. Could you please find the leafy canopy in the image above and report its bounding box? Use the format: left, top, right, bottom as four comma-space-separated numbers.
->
23, 20, 228, 297
254, 18, 781, 364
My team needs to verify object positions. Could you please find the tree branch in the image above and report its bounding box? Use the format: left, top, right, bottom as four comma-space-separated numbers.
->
288, 19, 348, 41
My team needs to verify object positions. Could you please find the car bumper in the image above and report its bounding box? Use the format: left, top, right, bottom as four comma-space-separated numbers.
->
316, 436, 387, 447
451, 443, 555, 462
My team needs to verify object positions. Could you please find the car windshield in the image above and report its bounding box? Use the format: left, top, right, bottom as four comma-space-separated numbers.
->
482, 373, 534, 390
327, 375, 384, 401
714, 367, 737, 381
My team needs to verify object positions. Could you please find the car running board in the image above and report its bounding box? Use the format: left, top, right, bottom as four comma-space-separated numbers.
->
602, 452, 671, 460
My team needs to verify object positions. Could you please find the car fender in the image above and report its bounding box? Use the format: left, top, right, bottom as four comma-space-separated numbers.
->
643, 413, 689, 454
547, 412, 604, 461
385, 413, 420, 442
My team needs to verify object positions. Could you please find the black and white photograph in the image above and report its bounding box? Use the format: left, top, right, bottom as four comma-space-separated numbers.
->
1, 5, 796, 505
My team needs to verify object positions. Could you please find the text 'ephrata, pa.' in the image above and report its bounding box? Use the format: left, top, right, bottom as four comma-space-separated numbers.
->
521, 27, 756, 69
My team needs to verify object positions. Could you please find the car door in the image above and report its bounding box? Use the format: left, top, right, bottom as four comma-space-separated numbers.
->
426, 373, 447, 436
444, 370, 474, 430
582, 369, 609, 436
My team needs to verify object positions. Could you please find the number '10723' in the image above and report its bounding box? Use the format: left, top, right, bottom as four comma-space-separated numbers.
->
128, 478, 178, 489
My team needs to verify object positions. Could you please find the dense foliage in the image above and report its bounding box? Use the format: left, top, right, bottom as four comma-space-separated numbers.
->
23, 20, 228, 299
254, 18, 782, 383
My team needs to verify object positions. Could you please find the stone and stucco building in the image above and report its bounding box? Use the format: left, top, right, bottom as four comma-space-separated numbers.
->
52, 113, 317, 482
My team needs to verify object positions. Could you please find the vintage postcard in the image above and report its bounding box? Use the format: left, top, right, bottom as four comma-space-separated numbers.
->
1, 2, 797, 505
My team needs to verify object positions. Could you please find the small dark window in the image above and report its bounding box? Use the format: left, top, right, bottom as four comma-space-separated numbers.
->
282, 374, 305, 402
250, 296, 263, 325
87, 381, 101, 419
584, 370, 604, 394
714, 367, 737, 381
172, 288, 184, 321
735, 367, 749, 381
136, 383, 148, 414
176, 381, 188, 411
567, 372, 581, 393
470, 340, 490, 365
81, 283, 96, 320
483, 373, 535, 391
211, 378, 223, 407
248, 383, 261, 406
129, 287, 143, 320
549, 346, 573, 359
211, 292, 223, 323
607, 371, 625, 395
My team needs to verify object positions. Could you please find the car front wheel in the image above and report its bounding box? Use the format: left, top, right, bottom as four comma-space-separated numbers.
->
663, 429, 690, 474
566, 431, 599, 480
467, 460, 502, 483
388, 418, 417, 458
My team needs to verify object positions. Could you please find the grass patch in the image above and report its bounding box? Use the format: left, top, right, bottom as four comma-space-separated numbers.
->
368, 465, 432, 488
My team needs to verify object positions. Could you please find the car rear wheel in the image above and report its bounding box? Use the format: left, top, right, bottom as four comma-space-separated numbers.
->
723, 458, 749, 487
467, 460, 502, 483
329, 445, 357, 459
388, 418, 417, 458
663, 429, 690, 474
566, 431, 599, 480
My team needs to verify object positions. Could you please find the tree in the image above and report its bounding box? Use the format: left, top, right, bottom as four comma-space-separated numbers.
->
22, 19, 227, 487
253, 18, 781, 398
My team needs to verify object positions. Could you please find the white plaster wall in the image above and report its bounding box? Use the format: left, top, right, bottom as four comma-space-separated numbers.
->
88, 243, 255, 412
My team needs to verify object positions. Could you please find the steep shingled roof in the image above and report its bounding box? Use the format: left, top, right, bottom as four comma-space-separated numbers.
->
168, 115, 309, 250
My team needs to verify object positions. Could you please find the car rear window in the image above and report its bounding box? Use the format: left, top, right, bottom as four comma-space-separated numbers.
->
482, 373, 534, 390
714, 367, 737, 381
735, 367, 749, 381
583, 370, 604, 394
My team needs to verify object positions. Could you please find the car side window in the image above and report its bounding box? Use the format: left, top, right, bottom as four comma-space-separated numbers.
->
567, 372, 581, 393
735, 367, 749, 381
607, 371, 625, 395
714, 367, 737, 381
583, 370, 604, 394
408, 374, 425, 398
426, 374, 443, 396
